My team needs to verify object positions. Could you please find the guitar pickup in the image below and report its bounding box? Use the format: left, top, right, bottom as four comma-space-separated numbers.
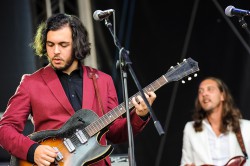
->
63, 138, 76, 152
75, 129, 88, 144
53, 147, 64, 161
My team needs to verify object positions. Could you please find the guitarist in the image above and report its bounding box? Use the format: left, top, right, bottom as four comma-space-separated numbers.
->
180, 77, 250, 166
0, 13, 156, 166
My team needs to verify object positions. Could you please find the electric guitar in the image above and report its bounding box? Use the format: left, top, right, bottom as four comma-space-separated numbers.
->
202, 155, 246, 166
10, 57, 199, 166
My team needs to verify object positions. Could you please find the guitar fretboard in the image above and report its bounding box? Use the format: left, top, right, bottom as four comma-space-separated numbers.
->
85, 75, 168, 137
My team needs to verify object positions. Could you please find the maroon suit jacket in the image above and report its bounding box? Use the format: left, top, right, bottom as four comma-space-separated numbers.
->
0, 65, 149, 165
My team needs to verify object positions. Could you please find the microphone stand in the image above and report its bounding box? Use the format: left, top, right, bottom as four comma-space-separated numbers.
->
103, 17, 165, 166
237, 16, 250, 36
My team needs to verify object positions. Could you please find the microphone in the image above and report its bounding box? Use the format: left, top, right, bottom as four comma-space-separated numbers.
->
93, 9, 114, 21
225, 6, 250, 17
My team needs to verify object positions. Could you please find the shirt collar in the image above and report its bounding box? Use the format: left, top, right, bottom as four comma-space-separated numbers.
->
55, 62, 83, 78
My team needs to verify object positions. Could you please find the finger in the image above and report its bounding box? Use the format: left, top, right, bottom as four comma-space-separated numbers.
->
136, 95, 144, 104
148, 91, 156, 99
132, 97, 139, 106
36, 156, 51, 166
147, 91, 156, 103
42, 154, 55, 163
40, 159, 52, 166
44, 146, 57, 158
144, 93, 150, 99
137, 93, 151, 106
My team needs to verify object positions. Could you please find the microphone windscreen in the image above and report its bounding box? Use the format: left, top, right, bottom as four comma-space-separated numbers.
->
225, 6, 235, 17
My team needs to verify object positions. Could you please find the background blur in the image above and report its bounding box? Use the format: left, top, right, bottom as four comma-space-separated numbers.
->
1, 0, 250, 165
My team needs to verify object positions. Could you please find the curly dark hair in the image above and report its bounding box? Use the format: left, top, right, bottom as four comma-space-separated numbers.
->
32, 13, 91, 60
192, 77, 242, 133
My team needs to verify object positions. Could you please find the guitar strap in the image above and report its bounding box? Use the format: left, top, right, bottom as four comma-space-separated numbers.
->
236, 126, 248, 159
87, 66, 111, 166
86, 66, 105, 115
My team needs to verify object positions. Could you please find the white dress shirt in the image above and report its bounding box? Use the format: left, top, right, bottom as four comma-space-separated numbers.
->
203, 119, 230, 165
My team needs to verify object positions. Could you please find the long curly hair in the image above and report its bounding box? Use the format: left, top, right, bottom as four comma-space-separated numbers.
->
192, 77, 242, 133
32, 13, 91, 60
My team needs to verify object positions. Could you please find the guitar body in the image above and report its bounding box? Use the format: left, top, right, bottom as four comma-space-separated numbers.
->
202, 156, 246, 166
10, 109, 113, 166
225, 156, 246, 166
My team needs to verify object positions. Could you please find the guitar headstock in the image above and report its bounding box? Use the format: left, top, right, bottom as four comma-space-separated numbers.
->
164, 57, 199, 83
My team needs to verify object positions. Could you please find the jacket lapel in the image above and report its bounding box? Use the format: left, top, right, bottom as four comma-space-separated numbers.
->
41, 65, 75, 115
82, 66, 95, 110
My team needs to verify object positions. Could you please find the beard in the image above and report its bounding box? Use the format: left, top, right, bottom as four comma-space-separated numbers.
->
204, 109, 213, 115
49, 55, 75, 72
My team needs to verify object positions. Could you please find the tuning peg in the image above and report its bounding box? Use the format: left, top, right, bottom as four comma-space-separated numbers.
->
177, 62, 180, 65
181, 80, 185, 84
188, 77, 192, 81
183, 58, 186, 61
194, 73, 198, 77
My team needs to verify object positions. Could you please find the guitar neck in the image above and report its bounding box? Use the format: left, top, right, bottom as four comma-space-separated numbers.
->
84, 57, 199, 137
85, 75, 168, 137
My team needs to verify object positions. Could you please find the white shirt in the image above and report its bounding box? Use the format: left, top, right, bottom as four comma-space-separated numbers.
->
181, 119, 250, 166
203, 119, 230, 166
